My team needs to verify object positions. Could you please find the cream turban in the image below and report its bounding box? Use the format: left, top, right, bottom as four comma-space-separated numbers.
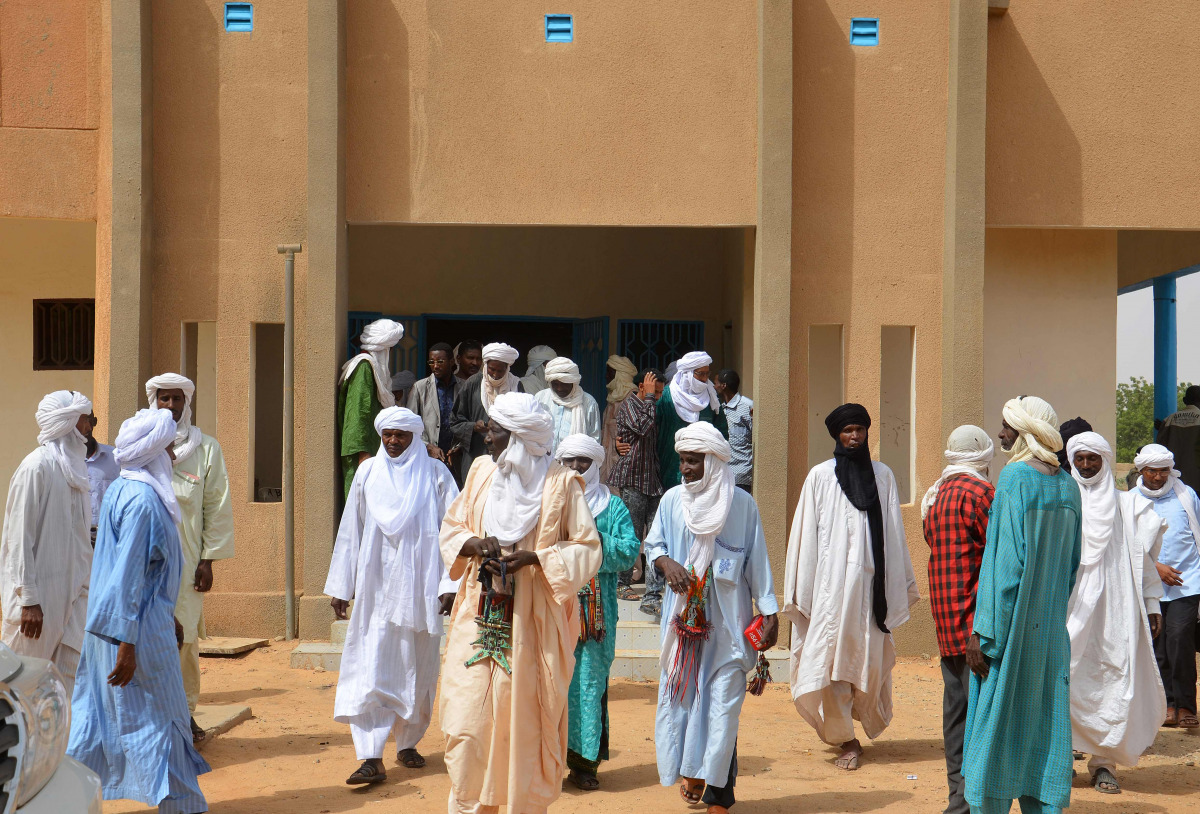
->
555, 433, 610, 516
1002, 396, 1062, 467
482, 342, 520, 366
115, 408, 181, 522
483, 393, 554, 543
921, 425, 994, 519
146, 372, 203, 464
606, 355, 638, 404
373, 406, 424, 436
544, 357, 582, 384
36, 390, 92, 492
340, 319, 404, 409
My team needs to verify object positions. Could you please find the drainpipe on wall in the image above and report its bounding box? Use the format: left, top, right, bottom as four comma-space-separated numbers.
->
278, 244, 303, 639
1153, 275, 1178, 433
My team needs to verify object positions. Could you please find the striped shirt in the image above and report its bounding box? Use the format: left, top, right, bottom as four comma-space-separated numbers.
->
606, 393, 662, 496
722, 393, 753, 486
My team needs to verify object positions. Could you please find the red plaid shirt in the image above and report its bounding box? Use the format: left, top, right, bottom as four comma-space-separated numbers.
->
923, 474, 994, 657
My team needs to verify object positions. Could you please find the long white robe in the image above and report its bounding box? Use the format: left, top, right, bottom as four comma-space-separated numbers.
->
325, 456, 459, 755
782, 459, 919, 743
1, 447, 92, 689
533, 388, 602, 453
172, 434, 235, 642
1067, 491, 1167, 766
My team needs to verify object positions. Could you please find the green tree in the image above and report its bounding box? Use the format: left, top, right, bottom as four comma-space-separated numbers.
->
1114, 377, 1192, 462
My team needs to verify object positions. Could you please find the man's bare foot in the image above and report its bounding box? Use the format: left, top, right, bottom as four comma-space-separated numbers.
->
835, 739, 863, 771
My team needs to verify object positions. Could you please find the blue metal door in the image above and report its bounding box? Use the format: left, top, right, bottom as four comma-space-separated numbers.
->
617, 319, 706, 372
572, 317, 610, 408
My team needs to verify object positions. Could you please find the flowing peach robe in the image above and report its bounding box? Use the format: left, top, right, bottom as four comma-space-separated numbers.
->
439, 457, 602, 814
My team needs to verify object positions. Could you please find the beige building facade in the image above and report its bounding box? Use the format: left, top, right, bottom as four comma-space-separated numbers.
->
2, 1, 1198, 654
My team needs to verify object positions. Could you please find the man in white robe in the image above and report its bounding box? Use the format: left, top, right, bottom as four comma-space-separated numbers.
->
147, 373, 235, 742
326, 407, 459, 784
534, 356, 602, 453
648, 422, 778, 812
1065, 432, 1166, 795
783, 403, 919, 771
519, 345, 557, 394
1, 390, 94, 695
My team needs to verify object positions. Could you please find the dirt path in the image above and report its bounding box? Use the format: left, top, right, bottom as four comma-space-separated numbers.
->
103, 645, 1200, 813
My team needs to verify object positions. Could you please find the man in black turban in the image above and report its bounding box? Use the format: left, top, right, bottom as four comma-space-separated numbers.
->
1056, 417, 1092, 473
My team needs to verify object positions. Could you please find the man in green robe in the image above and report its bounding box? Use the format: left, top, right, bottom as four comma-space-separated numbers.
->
964, 396, 1082, 814
657, 352, 728, 489
557, 434, 640, 791
338, 319, 405, 499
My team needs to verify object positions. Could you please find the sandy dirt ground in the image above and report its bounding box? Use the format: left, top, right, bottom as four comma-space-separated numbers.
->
102, 645, 1200, 814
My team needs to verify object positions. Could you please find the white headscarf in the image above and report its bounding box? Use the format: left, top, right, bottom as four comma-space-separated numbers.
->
482, 392, 554, 544
1066, 432, 1118, 567
1002, 396, 1062, 467
1134, 444, 1200, 546
480, 342, 522, 414
364, 407, 435, 539
146, 373, 203, 464
669, 351, 720, 423
115, 408, 181, 523
606, 355, 638, 404
555, 434, 610, 516
521, 345, 558, 393
921, 425, 994, 519
339, 319, 404, 408
544, 357, 588, 434
35, 390, 92, 493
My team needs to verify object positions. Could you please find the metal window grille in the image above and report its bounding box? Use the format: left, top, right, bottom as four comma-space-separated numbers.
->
617, 320, 705, 373
33, 299, 95, 371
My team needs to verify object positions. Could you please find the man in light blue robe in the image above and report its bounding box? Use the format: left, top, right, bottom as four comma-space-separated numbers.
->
68, 409, 210, 814
647, 423, 778, 812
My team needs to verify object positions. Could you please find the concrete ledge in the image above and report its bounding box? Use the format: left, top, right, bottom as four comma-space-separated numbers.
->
193, 703, 252, 750
199, 637, 269, 657
290, 642, 343, 671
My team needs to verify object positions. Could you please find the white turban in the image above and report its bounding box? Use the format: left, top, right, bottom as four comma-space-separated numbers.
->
669, 351, 720, 423
1134, 443, 1200, 550
340, 319, 404, 409
1134, 443, 1177, 476
35, 390, 92, 493
1002, 396, 1062, 467
1065, 432, 1117, 567
544, 357, 588, 435
920, 425, 994, 519
146, 372, 203, 464
483, 393, 554, 544
115, 408, 181, 523
520, 345, 558, 394
606, 355, 638, 404
482, 342, 520, 366
390, 370, 417, 393
480, 343, 521, 414
555, 434, 610, 516
373, 405, 425, 436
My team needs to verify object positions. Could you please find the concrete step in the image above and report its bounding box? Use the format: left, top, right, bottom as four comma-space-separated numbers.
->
331, 620, 348, 647
289, 642, 343, 671
609, 646, 789, 682
616, 595, 661, 623
614, 620, 660, 651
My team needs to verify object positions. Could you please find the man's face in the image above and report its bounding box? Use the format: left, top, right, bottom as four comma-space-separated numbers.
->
1142, 465, 1172, 491
550, 380, 573, 399
484, 420, 512, 460
77, 413, 95, 438
157, 388, 187, 422
429, 350, 454, 380
560, 456, 593, 476
485, 360, 509, 381
654, 379, 666, 399
1073, 450, 1103, 479
639, 376, 661, 400
459, 350, 482, 378
693, 365, 710, 384
713, 378, 727, 399
998, 420, 1018, 452
679, 451, 706, 483
839, 424, 867, 450
381, 429, 413, 457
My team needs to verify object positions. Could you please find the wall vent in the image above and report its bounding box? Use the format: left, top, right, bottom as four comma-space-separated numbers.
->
225, 3, 253, 33
545, 14, 573, 43
850, 18, 878, 46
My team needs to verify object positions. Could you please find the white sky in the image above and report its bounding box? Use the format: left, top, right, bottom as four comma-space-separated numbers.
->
1116, 272, 1200, 385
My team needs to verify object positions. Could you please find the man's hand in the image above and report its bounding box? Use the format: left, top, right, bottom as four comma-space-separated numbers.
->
615, 441, 632, 456
330, 598, 350, 620
1150, 613, 1163, 640
460, 536, 501, 560
1157, 562, 1184, 588
425, 443, 445, 461
474, 420, 487, 434
19, 605, 43, 640
108, 642, 136, 687
438, 593, 456, 616
194, 559, 213, 593
494, 550, 540, 575
966, 633, 989, 680
656, 556, 694, 596
175, 618, 185, 649
760, 613, 779, 649
640, 372, 657, 399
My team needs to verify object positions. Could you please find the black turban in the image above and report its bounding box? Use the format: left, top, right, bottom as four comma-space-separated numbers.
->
1057, 417, 1093, 472
825, 402, 872, 439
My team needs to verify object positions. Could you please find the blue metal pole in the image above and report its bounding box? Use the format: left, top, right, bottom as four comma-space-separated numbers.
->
1153, 275, 1178, 426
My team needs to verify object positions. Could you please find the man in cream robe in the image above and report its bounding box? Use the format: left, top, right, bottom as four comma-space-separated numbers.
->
783, 403, 918, 771
326, 407, 459, 784
534, 357, 602, 453
147, 373, 235, 741
1065, 432, 1166, 795
439, 392, 602, 814
1, 391, 94, 695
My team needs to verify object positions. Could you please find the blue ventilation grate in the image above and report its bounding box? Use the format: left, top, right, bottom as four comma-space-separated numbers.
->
225, 3, 253, 33
545, 14, 573, 43
850, 18, 878, 46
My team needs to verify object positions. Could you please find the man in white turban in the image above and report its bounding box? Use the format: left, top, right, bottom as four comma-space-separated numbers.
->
534, 356, 602, 453
326, 406, 460, 785
1066, 433, 1166, 794
1132, 443, 1200, 730
338, 318, 405, 498
519, 344, 558, 394
963, 396, 1081, 814
599, 355, 638, 483
657, 351, 728, 489
69, 409, 210, 814
921, 425, 995, 814
147, 372, 235, 742
1, 390, 94, 694
647, 422, 778, 812
439, 392, 602, 814
555, 434, 639, 792
449, 341, 524, 483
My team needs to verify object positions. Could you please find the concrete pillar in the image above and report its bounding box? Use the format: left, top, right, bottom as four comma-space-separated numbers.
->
753, 0, 792, 591
1153, 276, 1178, 424
940, 0, 989, 440
301, 0, 349, 638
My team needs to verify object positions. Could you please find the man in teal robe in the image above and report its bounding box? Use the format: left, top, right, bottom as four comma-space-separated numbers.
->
337, 319, 405, 500
657, 352, 728, 489
963, 397, 1082, 814
557, 435, 640, 791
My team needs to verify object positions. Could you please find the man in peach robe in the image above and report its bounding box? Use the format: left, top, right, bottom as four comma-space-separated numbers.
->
439, 392, 603, 814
